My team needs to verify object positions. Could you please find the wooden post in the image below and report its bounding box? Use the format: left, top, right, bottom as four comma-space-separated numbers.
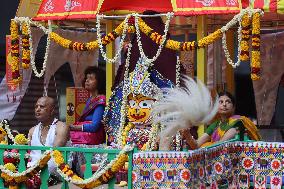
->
106, 20, 115, 102
196, 15, 207, 137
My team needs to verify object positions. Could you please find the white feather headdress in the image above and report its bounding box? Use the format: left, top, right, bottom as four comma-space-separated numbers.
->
152, 76, 219, 143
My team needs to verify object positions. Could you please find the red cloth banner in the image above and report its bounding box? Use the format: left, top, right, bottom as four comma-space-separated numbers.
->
6, 36, 17, 91
34, 0, 241, 21
172, 0, 241, 15
34, 0, 100, 20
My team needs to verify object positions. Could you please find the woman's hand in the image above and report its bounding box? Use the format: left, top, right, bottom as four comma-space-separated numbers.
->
69, 124, 83, 131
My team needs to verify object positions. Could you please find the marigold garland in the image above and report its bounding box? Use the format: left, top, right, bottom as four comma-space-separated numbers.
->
240, 13, 251, 61
48, 16, 222, 52
251, 12, 261, 80
122, 122, 135, 146
21, 22, 30, 69
10, 20, 21, 84
52, 148, 129, 189
50, 20, 125, 51
0, 151, 50, 188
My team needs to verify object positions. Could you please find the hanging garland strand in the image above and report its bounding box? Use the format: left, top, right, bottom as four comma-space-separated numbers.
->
251, 12, 261, 80
21, 22, 31, 69
240, 13, 251, 61
52, 145, 132, 189
10, 20, 21, 84
28, 8, 261, 54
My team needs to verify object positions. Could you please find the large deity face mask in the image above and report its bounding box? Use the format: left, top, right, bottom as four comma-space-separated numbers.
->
125, 58, 162, 126
127, 94, 155, 125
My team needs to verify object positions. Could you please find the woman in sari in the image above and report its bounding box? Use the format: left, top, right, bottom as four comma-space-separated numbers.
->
182, 91, 261, 149
69, 66, 106, 177
69, 66, 106, 145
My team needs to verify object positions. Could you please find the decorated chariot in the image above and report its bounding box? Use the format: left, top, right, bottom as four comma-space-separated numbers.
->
1, 0, 284, 188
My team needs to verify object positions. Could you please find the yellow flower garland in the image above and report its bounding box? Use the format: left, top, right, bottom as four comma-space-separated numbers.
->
52, 150, 128, 189
49, 17, 222, 52
14, 134, 29, 145
240, 13, 251, 61
121, 122, 135, 146
251, 12, 261, 80
10, 20, 21, 84
21, 22, 30, 69
0, 152, 50, 187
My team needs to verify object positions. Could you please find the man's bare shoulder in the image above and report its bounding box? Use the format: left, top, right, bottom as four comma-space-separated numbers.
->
28, 126, 36, 135
56, 121, 69, 132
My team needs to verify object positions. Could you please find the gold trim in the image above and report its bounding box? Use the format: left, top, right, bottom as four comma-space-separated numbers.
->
36, 10, 98, 17
175, 7, 240, 11
171, 0, 178, 11
97, 0, 104, 13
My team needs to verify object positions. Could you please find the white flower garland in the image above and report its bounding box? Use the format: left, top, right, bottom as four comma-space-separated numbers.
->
220, 8, 263, 68
175, 131, 182, 151
4, 151, 30, 159
28, 20, 52, 77
176, 55, 181, 87
117, 43, 133, 147
0, 150, 51, 177
144, 123, 160, 151
96, 14, 130, 63
54, 144, 134, 185
12, 17, 52, 78
133, 12, 173, 66
222, 22, 242, 68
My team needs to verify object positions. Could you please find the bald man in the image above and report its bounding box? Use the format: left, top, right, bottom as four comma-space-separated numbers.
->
28, 96, 69, 147
28, 97, 70, 184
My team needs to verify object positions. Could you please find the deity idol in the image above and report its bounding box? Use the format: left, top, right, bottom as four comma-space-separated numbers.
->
104, 58, 174, 150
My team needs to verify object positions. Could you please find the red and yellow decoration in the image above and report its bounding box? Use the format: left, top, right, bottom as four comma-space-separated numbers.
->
21, 23, 30, 69
10, 20, 21, 84
121, 122, 135, 146
0, 152, 51, 189
50, 17, 222, 52
240, 13, 251, 61
251, 12, 261, 80
52, 150, 128, 188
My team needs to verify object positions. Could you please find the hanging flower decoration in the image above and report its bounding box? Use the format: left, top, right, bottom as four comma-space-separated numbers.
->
251, 12, 261, 80
0, 120, 29, 145
52, 145, 132, 189
10, 20, 21, 84
14, 134, 29, 145
0, 151, 51, 187
121, 122, 135, 146
240, 13, 251, 61
21, 22, 30, 69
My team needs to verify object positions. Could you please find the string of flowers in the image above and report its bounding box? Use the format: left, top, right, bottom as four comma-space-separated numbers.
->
27, 20, 52, 78
222, 23, 242, 68
144, 123, 160, 151
4, 151, 30, 159
251, 12, 261, 80
21, 22, 31, 69
96, 14, 130, 63
10, 20, 21, 84
134, 12, 173, 65
52, 145, 133, 188
221, 8, 263, 68
117, 43, 133, 147
175, 131, 182, 151
240, 13, 251, 61
176, 56, 181, 87
1, 120, 29, 145
175, 54, 182, 151
121, 122, 134, 146
0, 151, 51, 186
